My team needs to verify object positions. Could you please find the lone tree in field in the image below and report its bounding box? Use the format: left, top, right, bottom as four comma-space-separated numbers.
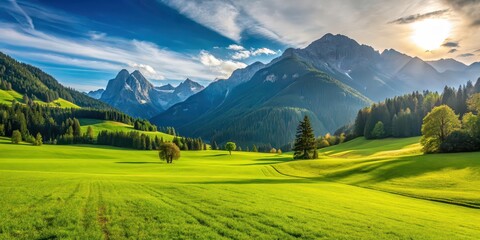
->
421, 105, 460, 153
225, 142, 236, 155
158, 142, 181, 163
293, 116, 317, 159
11, 130, 21, 144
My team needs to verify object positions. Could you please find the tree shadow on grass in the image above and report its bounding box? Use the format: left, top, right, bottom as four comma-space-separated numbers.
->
209, 153, 230, 157
314, 153, 480, 186
185, 178, 318, 185
115, 162, 162, 164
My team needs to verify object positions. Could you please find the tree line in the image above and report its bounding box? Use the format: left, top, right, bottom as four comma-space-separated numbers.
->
0, 101, 135, 141
133, 119, 157, 132
0, 101, 170, 146
421, 94, 480, 153
351, 79, 480, 140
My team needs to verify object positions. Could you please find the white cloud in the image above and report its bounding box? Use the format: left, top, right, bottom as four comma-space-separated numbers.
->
231, 50, 251, 60
129, 63, 165, 80
2, 0, 34, 29
228, 46, 277, 60
0, 24, 220, 83
199, 50, 247, 78
163, 0, 480, 63
88, 31, 106, 40
252, 48, 277, 56
227, 44, 245, 51
162, 0, 243, 42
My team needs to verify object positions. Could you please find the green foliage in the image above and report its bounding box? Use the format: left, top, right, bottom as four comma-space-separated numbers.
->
293, 116, 317, 159
370, 121, 386, 139
172, 136, 206, 151
158, 142, 180, 163
225, 142, 236, 155
211, 141, 219, 150
352, 79, 479, 139
11, 130, 21, 144
467, 93, 480, 113
462, 112, 480, 137
440, 130, 480, 153
134, 119, 157, 132
33, 132, 42, 146
420, 105, 461, 153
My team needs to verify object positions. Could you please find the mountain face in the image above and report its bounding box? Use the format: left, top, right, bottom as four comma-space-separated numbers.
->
156, 84, 175, 91
151, 62, 265, 128
152, 34, 480, 147
99, 70, 203, 118
173, 78, 205, 101
280, 34, 477, 102
153, 56, 371, 147
427, 59, 467, 73
86, 89, 104, 99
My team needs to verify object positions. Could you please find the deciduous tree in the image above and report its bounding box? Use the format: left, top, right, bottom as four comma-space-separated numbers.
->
225, 142, 236, 155
158, 142, 180, 163
11, 130, 21, 144
421, 105, 461, 153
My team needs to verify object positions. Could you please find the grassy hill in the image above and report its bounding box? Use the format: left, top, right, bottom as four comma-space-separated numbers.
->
0, 52, 111, 109
0, 89, 22, 105
0, 137, 479, 239
0, 89, 80, 108
79, 118, 174, 141
275, 137, 480, 207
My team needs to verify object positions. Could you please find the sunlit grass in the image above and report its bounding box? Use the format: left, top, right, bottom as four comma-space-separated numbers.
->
0, 137, 479, 239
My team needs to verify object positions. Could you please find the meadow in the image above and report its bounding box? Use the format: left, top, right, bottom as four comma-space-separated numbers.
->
0, 137, 479, 239
0, 89, 79, 108
79, 118, 175, 141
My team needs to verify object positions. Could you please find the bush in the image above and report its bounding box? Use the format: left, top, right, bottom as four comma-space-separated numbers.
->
11, 130, 21, 144
440, 130, 480, 153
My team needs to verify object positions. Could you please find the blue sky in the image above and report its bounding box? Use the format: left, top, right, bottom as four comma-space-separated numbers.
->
0, 0, 284, 90
0, 0, 479, 91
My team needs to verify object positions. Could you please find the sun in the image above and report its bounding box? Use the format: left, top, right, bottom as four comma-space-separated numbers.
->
411, 19, 452, 51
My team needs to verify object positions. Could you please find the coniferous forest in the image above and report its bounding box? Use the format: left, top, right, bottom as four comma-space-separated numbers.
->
351, 79, 480, 139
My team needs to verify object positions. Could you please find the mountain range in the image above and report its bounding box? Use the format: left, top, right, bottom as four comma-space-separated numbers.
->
92, 70, 203, 118
151, 34, 480, 148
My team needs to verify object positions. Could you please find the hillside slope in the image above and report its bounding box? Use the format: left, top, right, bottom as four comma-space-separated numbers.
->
174, 57, 371, 147
0, 52, 110, 109
79, 118, 174, 141
275, 137, 480, 207
0, 89, 79, 108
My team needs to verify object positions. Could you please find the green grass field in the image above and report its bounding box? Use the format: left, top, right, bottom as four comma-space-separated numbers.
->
0, 137, 479, 239
79, 118, 175, 141
0, 89, 79, 108
0, 89, 23, 105
275, 137, 480, 208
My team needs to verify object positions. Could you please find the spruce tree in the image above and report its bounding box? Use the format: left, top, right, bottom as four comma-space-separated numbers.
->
293, 116, 316, 159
